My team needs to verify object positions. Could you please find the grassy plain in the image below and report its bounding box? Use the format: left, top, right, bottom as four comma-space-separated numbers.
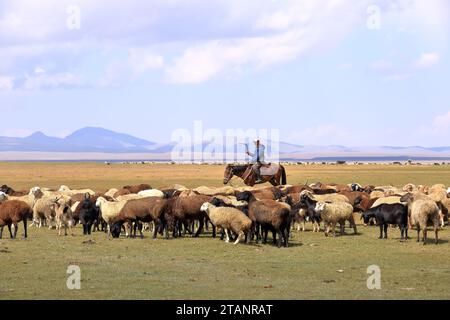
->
1, 162, 450, 300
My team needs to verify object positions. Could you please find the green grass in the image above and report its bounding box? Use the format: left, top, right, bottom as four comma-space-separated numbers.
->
1, 163, 450, 300
1, 225, 449, 300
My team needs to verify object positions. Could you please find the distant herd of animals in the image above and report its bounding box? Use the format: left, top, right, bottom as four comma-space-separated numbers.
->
0, 170, 449, 247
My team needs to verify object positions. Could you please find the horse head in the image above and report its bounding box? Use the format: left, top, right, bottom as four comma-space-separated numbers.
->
223, 165, 234, 185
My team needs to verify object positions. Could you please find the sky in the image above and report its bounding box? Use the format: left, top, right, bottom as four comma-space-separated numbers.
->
0, 0, 449, 147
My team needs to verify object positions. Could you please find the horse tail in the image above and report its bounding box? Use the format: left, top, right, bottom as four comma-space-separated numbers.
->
281, 165, 287, 185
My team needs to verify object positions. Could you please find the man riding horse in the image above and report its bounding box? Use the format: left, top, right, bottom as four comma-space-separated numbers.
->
246, 139, 265, 184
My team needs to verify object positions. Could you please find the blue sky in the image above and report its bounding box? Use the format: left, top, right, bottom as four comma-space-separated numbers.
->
0, 0, 449, 147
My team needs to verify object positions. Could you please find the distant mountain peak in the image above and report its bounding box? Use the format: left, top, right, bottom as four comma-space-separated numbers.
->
67, 126, 122, 137
27, 131, 48, 138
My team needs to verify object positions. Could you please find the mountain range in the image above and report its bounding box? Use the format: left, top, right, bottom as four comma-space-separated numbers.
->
1, 127, 450, 160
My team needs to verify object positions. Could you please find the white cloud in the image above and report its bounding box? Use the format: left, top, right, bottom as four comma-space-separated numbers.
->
0, 0, 449, 87
370, 52, 439, 82
432, 111, 450, 131
0, 76, 14, 91
128, 49, 164, 75
166, 0, 368, 84
414, 53, 440, 69
165, 32, 309, 84
23, 72, 84, 90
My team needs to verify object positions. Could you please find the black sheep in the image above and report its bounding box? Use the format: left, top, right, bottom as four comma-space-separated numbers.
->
361, 203, 408, 241
78, 194, 99, 235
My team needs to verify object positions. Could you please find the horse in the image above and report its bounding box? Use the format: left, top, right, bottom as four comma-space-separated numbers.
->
223, 164, 287, 187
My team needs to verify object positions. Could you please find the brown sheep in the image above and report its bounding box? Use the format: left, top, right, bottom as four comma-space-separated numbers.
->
163, 194, 212, 238
338, 191, 371, 210
114, 184, 152, 197
110, 197, 168, 239
236, 191, 292, 248
0, 200, 33, 239
0, 185, 28, 196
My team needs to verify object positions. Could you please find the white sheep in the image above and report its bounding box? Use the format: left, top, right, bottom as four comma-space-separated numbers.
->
114, 194, 144, 202
371, 196, 404, 208
314, 202, 357, 237
300, 191, 349, 204
32, 195, 60, 229
9, 186, 44, 209
193, 186, 235, 196
402, 194, 441, 245
58, 185, 95, 196
104, 188, 119, 198
137, 189, 165, 198
200, 202, 252, 245
95, 197, 129, 237
54, 200, 75, 236
212, 195, 248, 209
410, 199, 440, 245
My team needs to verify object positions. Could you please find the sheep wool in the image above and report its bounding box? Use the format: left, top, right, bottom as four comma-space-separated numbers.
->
315, 201, 357, 237
200, 202, 252, 245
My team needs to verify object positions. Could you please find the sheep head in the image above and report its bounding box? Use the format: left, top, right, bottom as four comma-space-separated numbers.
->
200, 202, 212, 213
59, 185, 70, 192
0, 191, 7, 203
315, 202, 327, 213
400, 193, 414, 203
29, 186, 43, 198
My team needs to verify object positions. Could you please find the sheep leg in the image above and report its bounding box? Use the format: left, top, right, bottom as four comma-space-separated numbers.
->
384, 224, 388, 239
152, 223, 159, 240
435, 226, 439, 245
212, 224, 217, 239
423, 228, 427, 245
283, 228, 289, 248
12, 223, 18, 239
23, 219, 28, 239
263, 229, 268, 244
272, 231, 277, 245
246, 230, 251, 245
138, 223, 144, 239
277, 230, 283, 248
194, 219, 204, 238
224, 229, 230, 243
133, 222, 138, 238
7, 224, 13, 239
416, 227, 421, 243
340, 223, 345, 236
234, 232, 244, 245
0, 226, 3, 239
332, 223, 337, 237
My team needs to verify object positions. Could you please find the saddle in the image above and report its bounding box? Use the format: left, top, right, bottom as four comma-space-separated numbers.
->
253, 163, 278, 176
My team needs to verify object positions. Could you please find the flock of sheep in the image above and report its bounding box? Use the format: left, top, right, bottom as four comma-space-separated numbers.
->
0, 181, 448, 247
